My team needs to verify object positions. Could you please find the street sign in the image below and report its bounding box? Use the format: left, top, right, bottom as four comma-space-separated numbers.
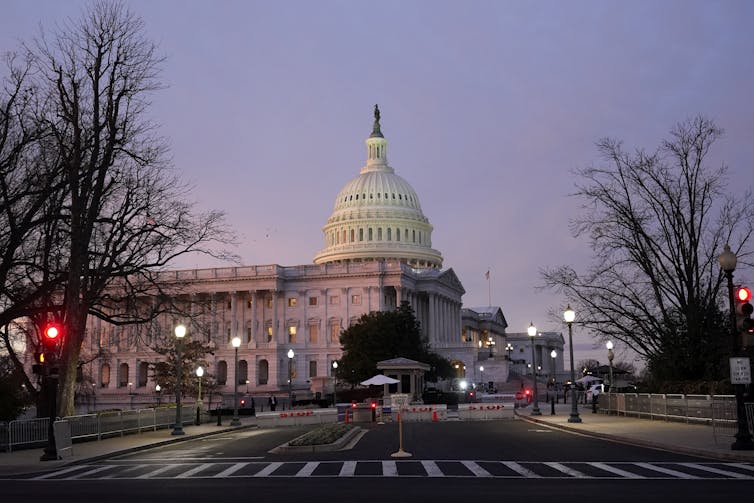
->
730, 357, 752, 385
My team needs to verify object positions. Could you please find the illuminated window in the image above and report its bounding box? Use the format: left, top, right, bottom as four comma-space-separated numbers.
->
351, 295, 361, 305
329, 295, 340, 305
330, 324, 340, 343
288, 298, 297, 307
288, 326, 297, 343
266, 297, 273, 309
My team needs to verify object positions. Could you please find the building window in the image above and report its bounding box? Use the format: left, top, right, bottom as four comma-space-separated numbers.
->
309, 325, 318, 344
350, 229, 355, 242
378, 228, 382, 240
330, 324, 340, 344
238, 360, 248, 385
368, 228, 373, 241
329, 295, 340, 305
309, 360, 318, 378
351, 295, 361, 305
288, 298, 297, 307
288, 326, 297, 343
246, 326, 252, 342
387, 228, 392, 241
267, 325, 273, 342
359, 228, 363, 241
217, 361, 227, 385
266, 297, 273, 309
119, 363, 129, 387
247, 299, 252, 309
258, 359, 269, 385
100, 363, 110, 388
309, 296, 318, 306
397, 228, 401, 241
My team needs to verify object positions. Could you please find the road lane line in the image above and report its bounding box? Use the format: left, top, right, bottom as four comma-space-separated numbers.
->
33, 465, 93, 480
382, 461, 398, 477
636, 462, 698, 479
544, 462, 587, 478
461, 461, 492, 477
254, 462, 282, 477
137, 464, 181, 479
68, 466, 116, 479
339, 461, 356, 476
728, 463, 754, 472
589, 462, 644, 479
213, 462, 248, 478
501, 461, 540, 478
421, 460, 443, 477
176, 463, 214, 478
679, 463, 753, 479
295, 462, 319, 477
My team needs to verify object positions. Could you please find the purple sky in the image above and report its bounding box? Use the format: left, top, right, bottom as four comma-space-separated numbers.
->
4, 0, 754, 369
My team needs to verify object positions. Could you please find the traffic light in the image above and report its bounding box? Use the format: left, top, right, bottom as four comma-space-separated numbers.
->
32, 351, 45, 375
735, 287, 754, 334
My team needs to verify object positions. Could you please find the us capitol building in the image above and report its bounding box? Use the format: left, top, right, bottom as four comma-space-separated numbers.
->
82, 107, 563, 406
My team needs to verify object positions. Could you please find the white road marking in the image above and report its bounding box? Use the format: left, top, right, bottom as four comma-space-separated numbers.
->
589, 462, 645, 479
382, 460, 398, 477
679, 463, 754, 479
176, 463, 214, 478
339, 461, 356, 476
136, 464, 181, 479
461, 461, 492, 477
635, 462, 698, 479
33, 465, 94, 480
502, 461, 540, 478
213, 462, 248, 478
421, 460, 443, 477
68, 466, 115, 479
544, 462, 587, 478
254, 461, 282, 477
295, 462, 319, 477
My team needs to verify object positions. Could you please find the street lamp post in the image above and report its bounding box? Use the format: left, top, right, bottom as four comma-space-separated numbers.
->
718, 244, 754, 450
195, 366, 204, 426
564, 305, 581, 423
479, 366, 484, 391
332, 360, 338, 407
155, 384, 162, 406
231, 336, 241, 426
606, 341, 615, 390
550, 350, 557, 415
527, 322, 541, 416
487, 335, 495, 357
287, 349, 295, 408
172, 324, 186, 435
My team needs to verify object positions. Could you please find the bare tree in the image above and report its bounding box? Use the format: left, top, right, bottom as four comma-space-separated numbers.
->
543, 116, 754, 382
0, 1, 234, 416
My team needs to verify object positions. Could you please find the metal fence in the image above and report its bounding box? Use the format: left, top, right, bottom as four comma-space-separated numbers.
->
598, 393, 753, 444
3, 406, 197, 452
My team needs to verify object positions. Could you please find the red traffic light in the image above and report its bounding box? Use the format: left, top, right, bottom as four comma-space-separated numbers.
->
524, 388, 532, 396
370, 402, 376, 409
737, 287, 752, 303
44, 324, 61, 340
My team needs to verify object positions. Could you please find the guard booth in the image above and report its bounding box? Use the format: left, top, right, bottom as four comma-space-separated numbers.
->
376, 357, 430, 402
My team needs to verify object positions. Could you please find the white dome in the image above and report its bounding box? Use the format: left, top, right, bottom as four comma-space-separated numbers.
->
313, 106, 442, 268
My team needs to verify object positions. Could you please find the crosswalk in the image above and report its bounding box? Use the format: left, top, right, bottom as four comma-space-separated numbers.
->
22, 460, 754, 481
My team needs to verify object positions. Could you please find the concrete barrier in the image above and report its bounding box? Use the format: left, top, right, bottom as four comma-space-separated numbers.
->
458, 402, 515, 420
393, 404, 447, 422
255, 408, 337, 427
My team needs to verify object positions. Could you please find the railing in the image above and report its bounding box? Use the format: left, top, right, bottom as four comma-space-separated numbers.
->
3, 406, 197, 452
598, 393, 753, 444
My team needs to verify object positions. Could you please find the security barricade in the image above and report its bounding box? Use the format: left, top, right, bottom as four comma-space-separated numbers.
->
395, 404, 446, 422
255, 408, 337, 428
458, 403, 515, 420
8, 417, 48, 452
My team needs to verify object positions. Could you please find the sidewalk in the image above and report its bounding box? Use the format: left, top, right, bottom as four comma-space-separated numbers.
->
0, 417, 257, 477
517, 401, 754, 462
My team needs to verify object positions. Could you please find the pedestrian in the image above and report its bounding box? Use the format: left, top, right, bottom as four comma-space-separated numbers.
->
250, 396, 256, 416
268, 394, 277, 412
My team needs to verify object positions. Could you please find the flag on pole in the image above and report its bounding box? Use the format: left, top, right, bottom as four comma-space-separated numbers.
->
485, 270, 490, 280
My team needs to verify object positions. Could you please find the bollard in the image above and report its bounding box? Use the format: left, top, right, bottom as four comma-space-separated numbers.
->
550, 396, 555, 415
216, 405, 222, 426
432, 409, 438, 422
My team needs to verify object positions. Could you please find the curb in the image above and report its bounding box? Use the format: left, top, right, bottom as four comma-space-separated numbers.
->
270, 426, 362, 454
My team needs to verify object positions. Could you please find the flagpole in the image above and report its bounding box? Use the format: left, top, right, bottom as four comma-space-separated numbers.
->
486, 269, 491, 307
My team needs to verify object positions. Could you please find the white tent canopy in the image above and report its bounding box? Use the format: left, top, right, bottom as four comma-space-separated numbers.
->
360, 374, 400, 386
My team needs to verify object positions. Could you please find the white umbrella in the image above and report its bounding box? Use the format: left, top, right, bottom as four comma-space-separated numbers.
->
575, 375, 601, 384
360, 374, 400, 386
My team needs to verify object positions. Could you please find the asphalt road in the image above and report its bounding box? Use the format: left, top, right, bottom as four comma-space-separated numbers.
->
5, 420, 754, 502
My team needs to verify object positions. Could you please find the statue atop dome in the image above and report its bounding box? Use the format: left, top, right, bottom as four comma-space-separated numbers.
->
370, 104, 383, 138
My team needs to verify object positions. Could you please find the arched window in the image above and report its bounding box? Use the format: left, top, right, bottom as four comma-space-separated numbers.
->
217, 360, 228, 385
387, 228, 392, 241
359, 228, 364, 241
396, 228, 401, 241
368, 228, 373, 241
377, 228, 382, 240
258, 359, 269, 385
100, 363, 110, 388
350, 229, 355, 242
